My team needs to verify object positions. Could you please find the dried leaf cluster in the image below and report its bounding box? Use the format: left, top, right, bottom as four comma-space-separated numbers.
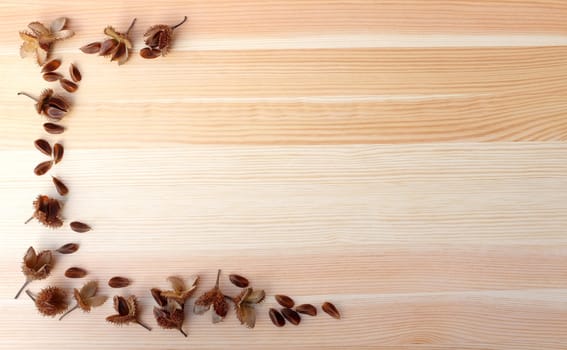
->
232, 287, 265, 328
80, 19, 136, 65
18, 89, 69, 121
152, 276, 199, 337
26, 194, 63, 228
15, 247, 53, 299
106, 295, 152, 331
193, 269, 228, 323
19, 18, 74, 65
59, 281, 107, 320
27, 286, 68, 317
140, 17, 187, 59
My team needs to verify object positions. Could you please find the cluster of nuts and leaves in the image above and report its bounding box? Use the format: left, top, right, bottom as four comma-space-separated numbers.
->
15, 16, 341, 338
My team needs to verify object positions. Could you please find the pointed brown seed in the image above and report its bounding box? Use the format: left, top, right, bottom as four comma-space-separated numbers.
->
269, 308, 285, 327
80, 42, 101, 54
275, 294, 294, 308
41, 59, 61, 72
140, 47, 161, 59
53, 143, 64, 164
52, 176, 69, 196
229, 274, 249, 288
108, 276, 130, 288
43, 72, 63, 82
295, 304, 317, 316
322, 302, 340, 319
34, 139, 52, 156
281, 308, 301, 325
70, 221, 91, 233
69, 64, 81, 82
60, 79, 78, 93
65, 267, 87, 278
43, 123, 65, 134
99, 39, 118, 56
56, 243, 79, 254
34, 160, 53, 176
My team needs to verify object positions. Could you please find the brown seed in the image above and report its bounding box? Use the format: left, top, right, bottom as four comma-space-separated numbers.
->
34, 160, 53, 176
60, 79, 78, 93
52, 176, 69, 196
41, 59, 61, 72
99, 39, 118, 56
69, 64, 82, 82
140, 47, 161, 59
295, 304, 317, 316
70, 221, 91, 233
268, 308, 285, 327
43, 123, 65, 134
43, 72, 62, 82
80, 42, 101, 54
321, 302, 340, 319
275, 294, 295, 308
65, 267, 87, 278
34, 139, 52, 156
281, 308, 301, 325
229, 274, 249, 288
108, 276, 130, 288
56, 243, 79, 254
53, 143, 64, 164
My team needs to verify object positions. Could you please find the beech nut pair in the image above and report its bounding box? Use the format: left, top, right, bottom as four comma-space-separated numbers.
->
80, 17, 187, 65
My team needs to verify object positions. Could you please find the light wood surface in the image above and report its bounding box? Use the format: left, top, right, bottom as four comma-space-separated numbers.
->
1, 1, 567, 349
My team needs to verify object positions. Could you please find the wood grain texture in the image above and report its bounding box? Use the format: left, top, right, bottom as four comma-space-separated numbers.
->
1, 1, 567, 349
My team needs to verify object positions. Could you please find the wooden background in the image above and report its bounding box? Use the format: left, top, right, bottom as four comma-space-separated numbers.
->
1, 1, 567, 349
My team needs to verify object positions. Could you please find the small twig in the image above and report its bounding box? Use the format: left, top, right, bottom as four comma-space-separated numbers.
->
14, 279, 31, 299
59, 304, 79, 320
136, 320, 152, 331
17, 92, 38, 101
25, 289, 36, 302
126, 18, 137, 34
171, 16, 188, 30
